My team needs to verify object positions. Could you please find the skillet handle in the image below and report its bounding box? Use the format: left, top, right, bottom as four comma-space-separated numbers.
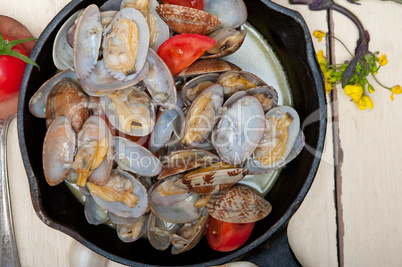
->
241, 225, 301, 267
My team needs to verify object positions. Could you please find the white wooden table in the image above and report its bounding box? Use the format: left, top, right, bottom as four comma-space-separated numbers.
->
3, 0, 402, 266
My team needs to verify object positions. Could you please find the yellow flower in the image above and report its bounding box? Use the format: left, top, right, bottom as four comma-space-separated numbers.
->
355, 95, 374, 110
317, 50, 333, 94
344, 84, 363, 102
313, 30, 326, 42
379, 54, 388, 66
390, 85, 402, 100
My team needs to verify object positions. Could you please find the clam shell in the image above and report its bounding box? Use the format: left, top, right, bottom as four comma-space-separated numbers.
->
42, 116, 76, 186
207, 185, 272, 223
181, 73, 219, 106
114, 136, 162, 177
176, 59, 241, 78
149, 94, 184, 154
158, 149, 220, 180
84, 195, 109, 225
150, 175, 192, 206
102, 7, 150, 81
171, 210, 208, 254
79, 59, 150, 95
252, 106, 301, 169
29, 69, 77, 118
116, 215, 149, 243
147, 212, 180, 251
100, 0, 123, 11
217, 70, 266, 97
213, 96, 265, 165
77, 116, 114, 185
149, 186, 202, 224
180, 83, 224, 148
203, 27, 247, 59
90, 169, 148, 218
155, 4, 221, 35
224, 85, 278, 113
45, 78, 89, 133
175, 166, 249, 195
53, 9, 82, 70
203, 0, 247, 28
143, 48, 177, 110
74, 4, 103, 80
101, 88, 156, 137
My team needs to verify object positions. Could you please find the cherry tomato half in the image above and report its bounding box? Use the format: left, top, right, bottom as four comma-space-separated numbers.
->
161, 0, 204, 10
206, 216, 255, 252
157, 33, 216, 76
0, 36, 28, 102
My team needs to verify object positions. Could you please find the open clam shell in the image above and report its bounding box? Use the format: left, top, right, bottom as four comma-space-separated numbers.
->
114, 136, 162, 177
143, 48, 177, 110
29, 69, 78, 118
203, 27, 247, 59
116, 214, 149, 243
224, 85, 278, 113
180, 83, 224, 148
90, 168, 149, 218
77, 115, 114, 185
102, 7, 150, 82
217, 70, 267, 98
150, 175, 192, 206
207, 185, 272, 223
84, 195, 109, 225
147, 212, 180, 251
149, 94, 184, 154
149, 185, 202, 224
181, 73, 219, 106
155, 4, 221, 35
158, 149, 220, 180
213, 96, 265, 165
42, 116, 76, 186
251, 106, 302, 169
101, 87, 156, 137
79, 60, 150, 96
74, 4, 102, 80
53, 9, 82, 70
203, 0, 247, 28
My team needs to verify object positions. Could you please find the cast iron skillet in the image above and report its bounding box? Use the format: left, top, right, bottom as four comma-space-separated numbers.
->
18, 0, 327, 266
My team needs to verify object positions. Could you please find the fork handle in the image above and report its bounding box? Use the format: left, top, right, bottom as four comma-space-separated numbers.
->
0, 116, 21, 267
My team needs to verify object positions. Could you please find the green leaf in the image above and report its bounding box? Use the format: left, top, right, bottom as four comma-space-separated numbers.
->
6, 49, 40, 69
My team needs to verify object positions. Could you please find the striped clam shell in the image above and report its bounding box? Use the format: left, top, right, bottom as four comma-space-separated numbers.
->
207, 185, 272, 223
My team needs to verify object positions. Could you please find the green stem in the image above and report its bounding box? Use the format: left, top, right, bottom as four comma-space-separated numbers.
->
371, 73, 392, 90
327, 35, 354, 57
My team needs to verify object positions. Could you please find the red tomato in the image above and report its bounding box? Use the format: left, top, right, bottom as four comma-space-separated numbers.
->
157, 33, 216, 75
0, 36, 28, 102
161, 0, 204, 10
206, 216, 255, 252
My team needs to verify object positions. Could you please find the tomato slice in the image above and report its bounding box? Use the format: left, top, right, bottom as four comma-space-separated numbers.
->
157, 33, 216, 76
161, 0, 204, 10
206, 216, 255, 252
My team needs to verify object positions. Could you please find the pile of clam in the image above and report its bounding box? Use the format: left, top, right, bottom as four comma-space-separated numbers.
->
29, 0, 305, 254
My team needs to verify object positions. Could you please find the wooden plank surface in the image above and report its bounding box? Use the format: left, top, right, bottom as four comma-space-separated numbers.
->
8, 0, 396, 266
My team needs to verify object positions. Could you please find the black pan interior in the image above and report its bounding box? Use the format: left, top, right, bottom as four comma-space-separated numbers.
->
18, 0, 326, 266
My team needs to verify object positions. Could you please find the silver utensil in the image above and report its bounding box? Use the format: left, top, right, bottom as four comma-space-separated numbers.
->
0, 95, 21, 267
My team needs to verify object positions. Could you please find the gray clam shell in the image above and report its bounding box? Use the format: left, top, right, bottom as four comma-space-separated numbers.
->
84, 195, 109, 225
213, 96, 265, 165
74, 4, 103, 80
102, 7, 150, 81
181, 73, 220, 106
143, 48, 177, 110
53, 9, 82, 70
114, 136, 162, 177
116, 214, 149, 243
203, 0, 247, 28
90, 169, 149, 218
